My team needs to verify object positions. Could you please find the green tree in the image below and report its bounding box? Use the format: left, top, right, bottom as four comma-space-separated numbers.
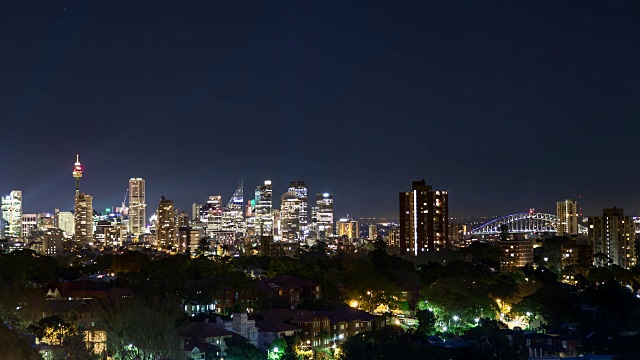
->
98, 295, 185, 359
224, 337, 263, 360
415, 309, 437, 335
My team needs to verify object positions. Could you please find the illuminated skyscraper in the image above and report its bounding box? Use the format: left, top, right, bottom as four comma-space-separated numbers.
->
1, 190, 22, 239
255, 180, 273, 236
556, 199, 578, 237
288, 181, 308, 239
399, 180, 449, 255
156, 195, 177, 250
280, 191, 301, 241
72, 155, 93, 245
128, 178, 146, 241
588, 207, 636, 269
222, 182, 245, 236
315, 193, 334, 239
74, 194, 93, 245
202, 195, 223, 233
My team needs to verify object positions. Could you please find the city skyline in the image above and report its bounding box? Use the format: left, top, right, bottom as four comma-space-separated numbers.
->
2, 156, 639, 220
2, 2, 640, 218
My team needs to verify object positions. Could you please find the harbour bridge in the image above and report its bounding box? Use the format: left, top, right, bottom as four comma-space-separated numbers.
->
470, 212, 588, 235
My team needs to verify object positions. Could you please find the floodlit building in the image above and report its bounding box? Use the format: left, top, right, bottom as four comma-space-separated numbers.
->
54, 209, 74, 237
588, 207, 636, 269
556, 199, 578, 237
1, 190, 22, 239
337, 218, 359, 240
255, 180, 273, 236
399, 180, 449, 255
128, 178, 146, 242
157, 195, 177, 250
315, 193, 334, 239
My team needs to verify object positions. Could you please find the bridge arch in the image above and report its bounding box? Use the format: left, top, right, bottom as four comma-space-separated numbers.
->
470, 212, 587, 235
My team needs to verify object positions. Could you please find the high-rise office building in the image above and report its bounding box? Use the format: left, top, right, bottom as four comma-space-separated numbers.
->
588, 207, 636, 269
71, 155, 93, 245
37, 213, 54, 229
1, 190, 22, 239
202, 195, 224, 233
315, 193, 334, 239
288, 181, 308, 240
128, 178, 146, 241
22, 214, 37, 238
54, 209, 74, 236
557, 199, 578, 237
255, 180, 273, 236
74, 193, 94, 245
156, 195, 177, 250
280, 191, 301, 241
222, 182, 245, 236
399, 180, 449, 255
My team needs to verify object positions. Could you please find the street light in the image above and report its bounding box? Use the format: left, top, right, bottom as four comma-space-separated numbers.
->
268, 346, 281, 360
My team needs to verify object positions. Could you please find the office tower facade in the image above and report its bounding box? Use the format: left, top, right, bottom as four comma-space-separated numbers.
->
74, 193, 94, 245
202, 195, 223, 233
1, 190, 22, 239
588, 207, 636, 269
37, 213, 54, 229
399, 180, 449, 255
156, 195, 177, 250
22, 214, 37, 238
54, 209, 75, 236
336, 218, 359, 240
315, 193, 334, 239
255, 180, 273, 236
280, 191, 301, 241
288, 181, 308, 239
222, 182, 245, 236
557, 199, 578, 237
128, 178, 146, 241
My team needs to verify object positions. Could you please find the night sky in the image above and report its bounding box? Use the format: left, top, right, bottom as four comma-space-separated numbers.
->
2, 1, 640, 219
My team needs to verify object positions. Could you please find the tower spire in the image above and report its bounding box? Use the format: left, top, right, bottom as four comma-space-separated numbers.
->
72, 154, 83, 196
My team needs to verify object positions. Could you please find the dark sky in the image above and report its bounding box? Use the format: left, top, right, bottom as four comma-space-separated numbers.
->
2, 1, 640, 219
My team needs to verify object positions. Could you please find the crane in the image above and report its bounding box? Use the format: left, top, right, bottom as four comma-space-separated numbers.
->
120, 189, 129, 218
